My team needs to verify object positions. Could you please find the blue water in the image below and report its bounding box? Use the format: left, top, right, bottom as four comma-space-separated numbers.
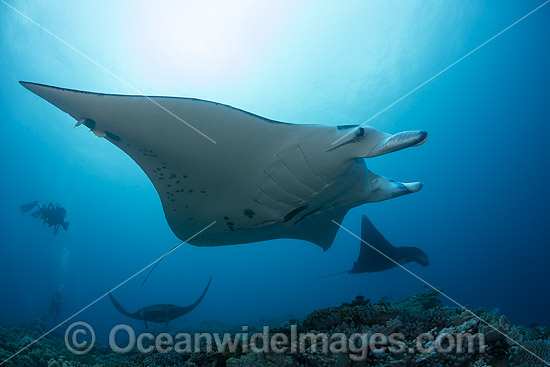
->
0, 0, 548, 343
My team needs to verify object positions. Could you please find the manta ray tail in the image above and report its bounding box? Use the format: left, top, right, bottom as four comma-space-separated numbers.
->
108, 293, 138, 319
21, 201, 39, 213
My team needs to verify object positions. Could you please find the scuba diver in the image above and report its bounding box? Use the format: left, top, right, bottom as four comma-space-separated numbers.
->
43, 288, 64, 322
21, 201, 70, 235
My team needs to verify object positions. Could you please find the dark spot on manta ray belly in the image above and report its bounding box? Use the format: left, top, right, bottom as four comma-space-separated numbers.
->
83, 118, 96, 130
225, 218, 235, 231
244, 209, 255, 219
336, 124, 357, 130
104, 131, 121, 141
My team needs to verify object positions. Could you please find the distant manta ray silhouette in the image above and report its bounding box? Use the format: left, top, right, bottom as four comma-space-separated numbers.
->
315, 215, 429, 279
108, 277, 211, 328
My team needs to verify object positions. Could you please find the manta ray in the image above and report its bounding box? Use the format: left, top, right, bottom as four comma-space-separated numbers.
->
21, 82, 427, 250
350, 215, 429, 272
109, 276, 211, 328
317, 215, 429, 280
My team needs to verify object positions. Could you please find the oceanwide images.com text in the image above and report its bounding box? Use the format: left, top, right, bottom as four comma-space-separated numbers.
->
66, 322, 487, 361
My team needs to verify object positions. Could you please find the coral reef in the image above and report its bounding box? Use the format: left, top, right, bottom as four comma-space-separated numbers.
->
510, 339, 550, 367
1, 292, 548, 366
0, 319, 123, 367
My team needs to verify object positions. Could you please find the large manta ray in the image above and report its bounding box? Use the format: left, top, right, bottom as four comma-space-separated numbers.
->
21, 82, 427, 250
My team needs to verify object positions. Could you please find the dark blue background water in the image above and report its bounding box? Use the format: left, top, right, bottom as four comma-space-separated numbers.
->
0, 0, 548, 342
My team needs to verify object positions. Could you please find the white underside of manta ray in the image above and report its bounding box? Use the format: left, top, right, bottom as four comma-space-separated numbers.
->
21, 82, 427, 251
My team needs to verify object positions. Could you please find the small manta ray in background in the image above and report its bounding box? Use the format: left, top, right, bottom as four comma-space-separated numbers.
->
108, 277, 212, 328
316, 215, 429, 279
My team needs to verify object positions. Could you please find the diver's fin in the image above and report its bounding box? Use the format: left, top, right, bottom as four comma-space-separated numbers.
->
108, 293, 139, 320
62, 222, 70, 231
32, 211, 41, 219
312, 270, 349, 281
20, 201, 39, 213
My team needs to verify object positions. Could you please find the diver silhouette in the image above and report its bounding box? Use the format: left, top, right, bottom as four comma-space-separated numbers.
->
43, 289, 64, 322
21, 201, 70, 235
